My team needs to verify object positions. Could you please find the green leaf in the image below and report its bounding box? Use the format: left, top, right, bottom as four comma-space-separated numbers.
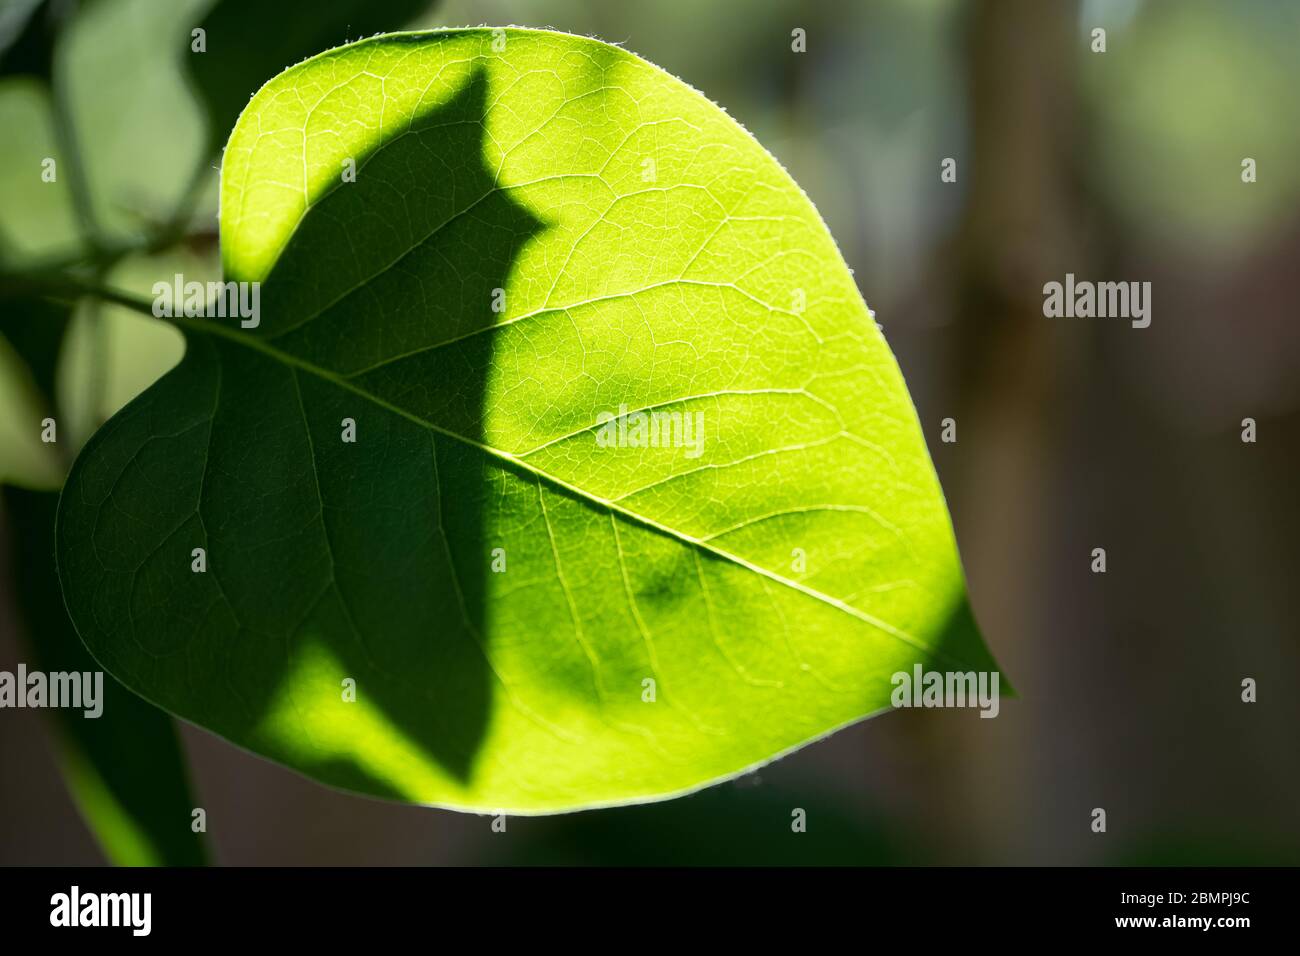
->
5, 487, 207, 865
0, 307, 65, 490
0, 0, 204, 862
0, 294, 67, 403
58, 28, 1004, 813
62, 0, 212, 244
0, 78, 80, 264
0, 250, 186, 487
55, 251, 188, 450
0, 287, 196, 863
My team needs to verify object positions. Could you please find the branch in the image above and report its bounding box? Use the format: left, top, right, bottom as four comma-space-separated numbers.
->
0, 270, 158, 318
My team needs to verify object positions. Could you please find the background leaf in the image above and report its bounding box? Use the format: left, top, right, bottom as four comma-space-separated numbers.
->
0, 77, 79, 264
54, 251, 188, 449
61, 0, 213, 245
0, 56, 197, 857
3, 487, 208, 865
0, 264, 197, 862
57, 28, 1003, 813
0, 303, 65, 489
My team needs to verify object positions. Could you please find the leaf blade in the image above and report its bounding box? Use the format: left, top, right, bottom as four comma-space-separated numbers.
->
58, 29, 1004, 812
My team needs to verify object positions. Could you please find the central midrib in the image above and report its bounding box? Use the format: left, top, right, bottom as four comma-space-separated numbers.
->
166, 309, 959, 666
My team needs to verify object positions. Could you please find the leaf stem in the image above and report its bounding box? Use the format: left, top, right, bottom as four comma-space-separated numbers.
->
0, 270, 157, 318
83, 264, 110, 430
49, 60, 102, 254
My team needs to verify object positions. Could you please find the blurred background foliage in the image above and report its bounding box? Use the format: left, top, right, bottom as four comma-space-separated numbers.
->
0, 0, 1297, 865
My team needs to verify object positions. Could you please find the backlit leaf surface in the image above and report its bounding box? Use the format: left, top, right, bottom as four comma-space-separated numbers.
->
58, 29, 1002, 812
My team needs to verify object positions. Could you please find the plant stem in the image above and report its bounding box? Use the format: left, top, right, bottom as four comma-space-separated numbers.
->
49, 61, 101, 253
48, 50, 112, 429
83, 265, 110, 430
0, 271, 156, 318
165, 150, 219, 239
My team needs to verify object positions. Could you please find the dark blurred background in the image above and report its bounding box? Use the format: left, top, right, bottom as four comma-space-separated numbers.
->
1, 0, 1297, 865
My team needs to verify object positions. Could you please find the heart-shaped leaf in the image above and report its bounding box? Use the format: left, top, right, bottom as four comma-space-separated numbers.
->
58, 28, 1004, 812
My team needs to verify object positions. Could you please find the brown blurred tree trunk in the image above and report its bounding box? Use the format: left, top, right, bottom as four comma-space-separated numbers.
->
917, 0, 1092, 862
